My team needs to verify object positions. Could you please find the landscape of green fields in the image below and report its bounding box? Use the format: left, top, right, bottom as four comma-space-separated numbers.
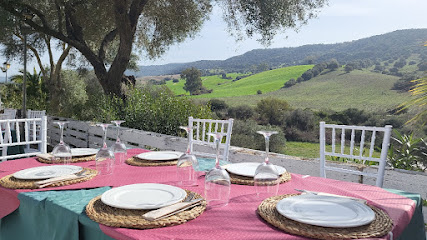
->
165, 66, 411, 112
165, 65, 313, 98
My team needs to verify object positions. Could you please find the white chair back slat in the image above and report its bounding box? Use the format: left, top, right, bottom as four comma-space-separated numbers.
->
350, 129, 355, 156
188, 117, 234, 162
0, 116, 48, 162
359, 129, 366, 160
16, 123, 21, 142
340, 128, 345, 154
319, 122, 392, 187
331, 128, 336, 153
3, 108, 17, 119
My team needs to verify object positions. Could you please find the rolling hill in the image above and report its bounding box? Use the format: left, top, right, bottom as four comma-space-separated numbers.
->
213, 69, 411, 112
127, 29, 427, 76
165, 65, 313, 97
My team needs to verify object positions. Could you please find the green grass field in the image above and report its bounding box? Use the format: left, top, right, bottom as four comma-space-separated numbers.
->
214, 69, 411, 112
165, 65, 313, 98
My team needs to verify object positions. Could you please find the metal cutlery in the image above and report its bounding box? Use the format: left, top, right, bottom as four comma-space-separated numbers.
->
35, 169, 89, 188
294, 189, 367, 203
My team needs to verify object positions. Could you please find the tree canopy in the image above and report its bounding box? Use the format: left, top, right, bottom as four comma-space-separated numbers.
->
0, 0, 327, 98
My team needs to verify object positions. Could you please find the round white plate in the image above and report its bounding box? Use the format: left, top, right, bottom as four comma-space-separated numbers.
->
225, 162, 286, 177
276, 194, 375, 227
71, 148, 98, 157
13, 165, 83, 180
135, 151, 183, 161
101, 183, 187, 210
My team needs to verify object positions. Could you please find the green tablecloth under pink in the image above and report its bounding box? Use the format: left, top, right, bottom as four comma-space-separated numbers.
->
0, 148, 424, 240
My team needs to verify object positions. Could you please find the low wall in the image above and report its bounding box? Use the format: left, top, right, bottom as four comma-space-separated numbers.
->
47, 116, 427, 199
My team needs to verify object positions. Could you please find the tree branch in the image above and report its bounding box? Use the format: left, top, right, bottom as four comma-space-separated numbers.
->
98, 29, 117, 61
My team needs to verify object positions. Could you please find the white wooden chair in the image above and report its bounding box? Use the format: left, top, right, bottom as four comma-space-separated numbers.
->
188, 117, 234, 162
319, 122, 392, 187
3, 108, 17, 119
25, 110, 46, 152
27, 109, 46, 118
0, 116, 47, 162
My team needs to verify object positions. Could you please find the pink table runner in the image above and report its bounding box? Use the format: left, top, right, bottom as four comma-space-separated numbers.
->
0, 149, 416, 240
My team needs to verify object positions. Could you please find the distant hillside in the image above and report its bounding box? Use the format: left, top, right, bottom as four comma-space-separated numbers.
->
128, 29, 427, 77
216, 69, 410, 112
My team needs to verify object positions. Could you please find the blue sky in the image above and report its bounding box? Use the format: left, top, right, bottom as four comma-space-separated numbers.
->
1, 0, 427, 78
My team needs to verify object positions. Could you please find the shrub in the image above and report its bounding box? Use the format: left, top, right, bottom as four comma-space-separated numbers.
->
172, 79, 179, 83
104, 86, 213, 136
231, 119, 286, 153
282, 109, 318, 142
209, 99, 228, 112
301, 70, 313, 81
227, 105, 254, 120
388, 130, 427, 171
283, 78, 296, 88
257, 90, 262, 94
256, 97, 291, 126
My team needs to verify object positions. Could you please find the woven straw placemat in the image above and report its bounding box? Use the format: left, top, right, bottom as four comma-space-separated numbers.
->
37, 155, 96, 164
0, 168, 97, 189
228, 171, 291, 185
257, 194, 393, 240
126, 157, 178, 167
86, 190, 206, 229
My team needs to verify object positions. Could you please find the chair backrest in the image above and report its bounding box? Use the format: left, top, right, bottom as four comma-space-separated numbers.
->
319, 122, 392, 187
27, 110, 46, 118
188, 117, 234, 162
3, 108, 17, 119
0, 116, 47, 162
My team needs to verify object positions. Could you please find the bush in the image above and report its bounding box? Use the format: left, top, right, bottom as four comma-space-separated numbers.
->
282, 109, 318, 142
231, 119, 286, 153
256, 97, 291, 126
257, 90, 262, 94
209, 99, 228, 112
283, 78, 296, 88
172, 79, 179, 83
227, 105, 254, 120
388, 130, 427, 171
92, 86, 213, 136
301, 70, 313, 81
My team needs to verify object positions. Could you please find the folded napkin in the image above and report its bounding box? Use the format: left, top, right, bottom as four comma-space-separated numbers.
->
34, 172, 88, 188
142, 199, 203, 221
36, 153, 53, 161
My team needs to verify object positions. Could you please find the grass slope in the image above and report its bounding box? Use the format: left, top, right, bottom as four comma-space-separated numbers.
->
217, 69, 411, 112
165, 65, 313, 98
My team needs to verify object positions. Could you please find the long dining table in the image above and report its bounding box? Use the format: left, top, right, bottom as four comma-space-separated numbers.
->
0, 148, 425, 240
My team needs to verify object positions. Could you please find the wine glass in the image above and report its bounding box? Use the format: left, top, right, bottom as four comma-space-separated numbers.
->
110, 120, 127, 165
52, 121, 72, 164
254, 130, 279, 198
204, 132, 230, 208
176, 126, 199, 186
95, 123, 115, 175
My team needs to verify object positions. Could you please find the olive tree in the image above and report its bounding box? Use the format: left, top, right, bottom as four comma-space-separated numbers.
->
0, 0, 327, 98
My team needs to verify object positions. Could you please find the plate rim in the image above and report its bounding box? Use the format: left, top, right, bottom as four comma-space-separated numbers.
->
275, 194, 375, 227
100, 183, 187, 210
70, 148, 98, 157
13, 165, 83, 180
135, 151, 183, 161
225, 162, 286, 177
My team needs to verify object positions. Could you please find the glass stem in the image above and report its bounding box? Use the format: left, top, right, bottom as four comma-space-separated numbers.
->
103, 128, 108, 148
116, 127, 120, 142
59, 124, 64, 144
265, 136, 270, 164
215, 136, 220, 168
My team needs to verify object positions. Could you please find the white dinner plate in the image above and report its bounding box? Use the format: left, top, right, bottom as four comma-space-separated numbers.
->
225, 162, 286, 177
101, 183, 187, 210
135, 151, 183, 161
276, 194, 375, 227
71, 148, 98, 157
13, 165, 83, 180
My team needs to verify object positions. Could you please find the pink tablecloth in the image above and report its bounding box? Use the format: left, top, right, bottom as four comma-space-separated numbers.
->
0, 149, 416, 240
